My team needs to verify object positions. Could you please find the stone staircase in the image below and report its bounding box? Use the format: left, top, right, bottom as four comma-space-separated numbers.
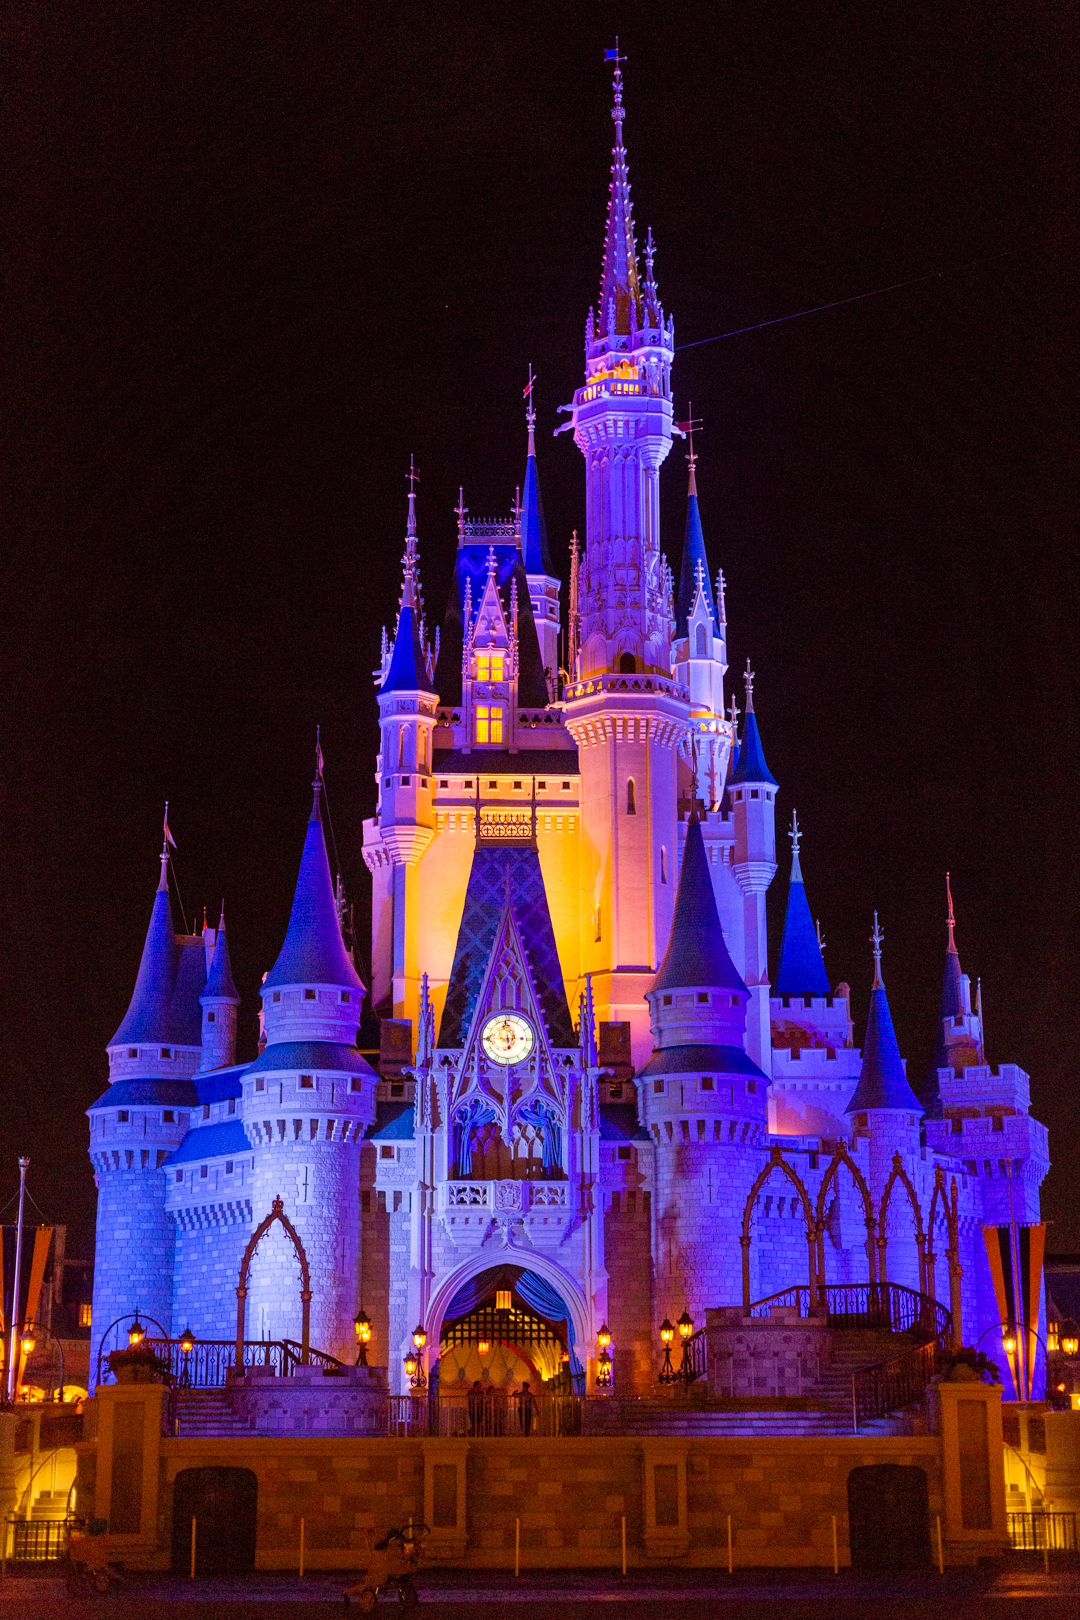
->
30, 1491, 71, 1520
170, 1389, 250, 1438
587, 1329, 929, 1438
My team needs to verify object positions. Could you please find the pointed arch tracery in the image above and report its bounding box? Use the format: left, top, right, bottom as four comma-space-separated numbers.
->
878, 1152, 927, 1293
235, 1195, 312, 1365
740, 1145, 817, 1308
814, 1145, 877, 1293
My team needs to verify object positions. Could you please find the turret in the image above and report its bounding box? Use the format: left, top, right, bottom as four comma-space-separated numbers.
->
199, 905, 240, 1071
728, 663, 777, 1073
919, 873, 983, 1117
642, 817, 768, 1318
520, 367, 560, 693
243, 780, 376, 1361
671, 435, 730, 810
89, 836, 205, 1376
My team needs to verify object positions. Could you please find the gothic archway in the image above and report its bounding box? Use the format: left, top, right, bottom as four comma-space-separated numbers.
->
234, 1195, 312, 1365
421, 1247, 592, 1377
815, 1146, 877, 1294
878, 1153, 927, 1294
927, 1167, 962, 1347
740, 1145, 817, 1308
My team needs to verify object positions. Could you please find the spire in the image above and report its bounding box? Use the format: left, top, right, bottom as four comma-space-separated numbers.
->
775, 811, 830, 997
846, 914, 923, 1114
599, 45, 642, 336
674, 415, 718, 638
201, 905, 240, 1004
263, 782, 363, 992
920, 872, 975, 1115
110, 854, 181, 1046
521, 366, 554, 576
652, 818, 748, 994
729, 661, 778, 787
380, 461, 433, 695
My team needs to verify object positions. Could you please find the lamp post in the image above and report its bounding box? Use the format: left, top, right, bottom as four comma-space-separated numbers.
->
18, 1322, 66, 1404
406, 1323, 427, 1390
354, 1311, 372, 1367
658, 1308, 696, 1391
178, 1326, 195, 1388
5, 1157, 30, 1403
595, 1323, 613, 1389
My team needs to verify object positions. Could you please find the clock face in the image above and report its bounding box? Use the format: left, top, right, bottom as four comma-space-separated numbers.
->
481, 1013, 535, 1067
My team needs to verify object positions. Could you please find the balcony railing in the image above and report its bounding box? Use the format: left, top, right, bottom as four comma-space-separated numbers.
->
440, 1180, 571, 1213
563, 673, 689, 703
95, 1336, 344, 1391
1007, 1511, 1077, 1552
385, 1392, 580, 1438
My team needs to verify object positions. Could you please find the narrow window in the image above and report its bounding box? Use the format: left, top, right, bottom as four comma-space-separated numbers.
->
225, 1160, 233, 1174
273, 991, 281, 1003
200, 1165, 208, 1178
626, 778, 636, 815
175, 1170, 183, 1183
118, 1110, 129, 1123
418, 731, 427, 768
747, 1080, 756, 1094
663, 995, 672, 1007
255, 1077, 266, 1093
350, 1077, 363, 1092
952, 1116, 962, 1134
341, 991, 351, 1003
660, 846, 667, 883
202, 1103, 210, 1119
79, 1302, 92, 1328
653, 1080, 664, 1095
206, 1011, 215, 1024
619, 652, 636, 673
228, 1098, 236, 1115
695, 624, 707, 656
992, 1115, 1004, 1132
397, 727, 404, 769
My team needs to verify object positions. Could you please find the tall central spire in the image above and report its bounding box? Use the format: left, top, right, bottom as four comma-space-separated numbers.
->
599, 48, 641, 335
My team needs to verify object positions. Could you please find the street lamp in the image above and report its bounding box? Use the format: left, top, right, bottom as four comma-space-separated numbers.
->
18, 1320, 66, 1402
596, 1348, 613, 1388
677, 1309, 694, 1344
411, 1323, 427, 1351
1061, 1320, 1079, 1359
658, 1309, 696, 1390
597, 1323, 611, 1350
128, 1314, 146, 1347
19, 1324, 36, 1357
353, 1311, 372, 1367
178, 1326, 195, 1388
658, 1318, 676, 1386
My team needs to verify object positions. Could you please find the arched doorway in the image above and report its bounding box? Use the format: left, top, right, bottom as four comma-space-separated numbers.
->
171, 1468, 257, 1575
847, 1464, 930, 1570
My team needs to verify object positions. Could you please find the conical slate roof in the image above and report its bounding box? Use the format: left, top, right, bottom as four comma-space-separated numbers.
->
521, 450, 553, 577
263, 790, 363, 992
111, 861, 182, 1046
847, 977, 923, 1114
675, 488, 717, 638
729, 707, 777, 788
202, 912, 240, 1003
776, 844, 830, 997
652, 819, 747, 994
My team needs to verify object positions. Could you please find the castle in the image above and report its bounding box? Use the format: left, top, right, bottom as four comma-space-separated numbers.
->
87, 61, 1048, 1402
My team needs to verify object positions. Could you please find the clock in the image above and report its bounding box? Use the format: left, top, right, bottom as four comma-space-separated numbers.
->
481, 1012, 535, 1066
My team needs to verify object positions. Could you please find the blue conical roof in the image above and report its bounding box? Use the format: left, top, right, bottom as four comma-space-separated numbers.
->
776, 849, 830, 997
263, 791, 363, 992
847, 978, 923, 1114
653, 819, 747, 994
675, 489, 717, 638
111, 861, 182, 1046
202, 912, 240, 1003
521, 451, 553, 577
919, 931, 965, 1118
380, 600, 429, 696
729, 707, 777, 788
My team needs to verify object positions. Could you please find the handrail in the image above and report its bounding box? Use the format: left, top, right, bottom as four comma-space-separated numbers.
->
96, 1335, 344, 1391
851, 1338, 942, 1430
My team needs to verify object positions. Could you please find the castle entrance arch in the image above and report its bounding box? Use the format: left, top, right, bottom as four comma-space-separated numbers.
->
234, 1195, 312, 1365
422, 1251, 591, 1393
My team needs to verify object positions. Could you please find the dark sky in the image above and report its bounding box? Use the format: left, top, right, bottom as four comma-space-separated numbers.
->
1, 1, 1076, 1256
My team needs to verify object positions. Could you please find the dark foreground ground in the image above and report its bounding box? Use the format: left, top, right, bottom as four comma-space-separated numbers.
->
2, 1562, 1079, 1619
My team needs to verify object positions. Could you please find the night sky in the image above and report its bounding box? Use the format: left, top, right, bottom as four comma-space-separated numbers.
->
1, 3, 1076, 1256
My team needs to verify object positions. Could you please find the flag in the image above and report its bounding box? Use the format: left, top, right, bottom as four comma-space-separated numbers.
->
163, 803, 177, 850
523, 378, 535, 398
675, 421, 693, 432
604, 48, 622, 61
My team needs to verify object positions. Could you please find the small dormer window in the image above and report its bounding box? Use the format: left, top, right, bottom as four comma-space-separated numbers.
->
163, 1110, 175, 1123
118, 1110, 129, 1123
697, 992, 708, 1003
476, 651, 504, 682
701, 1077, 714, 1091
161, 1048, 172, 1059
273, 992, 281, 1003
207, 1011, 216, 1024
341, 992, 351, 1004
255, 1077, 266, 1092
299, 1075, 314, 1089
175, 1170, 183, 1183
228, 1098, 236, 1115
350, 1078, 363, 1092
663, 995, 672, 1006
202, 1104, 210, 1119
200, 1165, 208, 1178
731, 996, 739, 1008
304, 989, 317, 1001
390, 1081, 404, 1098
128, 1048, 138, 1059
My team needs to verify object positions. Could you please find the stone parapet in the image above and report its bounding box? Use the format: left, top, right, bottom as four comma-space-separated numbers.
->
705, 1307, 832, 1399
229, 1367, 389, 1437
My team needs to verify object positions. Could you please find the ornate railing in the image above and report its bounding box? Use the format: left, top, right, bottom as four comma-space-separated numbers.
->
563, 673, 689, 703
95, 1336, 344, 1391
851, 1339, 941, 1429
1007, 1511, 1077, 1552
385, 1392, 580, 1438
439, 1180, 571, 1213
748, 1282, 951, 1349
6, 1517, 76, 1562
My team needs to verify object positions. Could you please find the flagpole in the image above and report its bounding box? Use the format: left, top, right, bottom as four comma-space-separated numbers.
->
5, 1159, 29, 1403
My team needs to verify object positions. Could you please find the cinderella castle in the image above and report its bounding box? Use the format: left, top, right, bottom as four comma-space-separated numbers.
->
87, 61, 1048, 1403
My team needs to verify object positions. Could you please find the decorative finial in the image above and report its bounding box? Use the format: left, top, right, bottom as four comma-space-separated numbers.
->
729, 693, 740, 745
870, 911, 884, 989
675, 406, 702, 494
486, 545, 497, 582
524, 364, 537, 457
605, 40, 626, 121
161, 802, 177, 866
744, 658, 755, 713
945, 871, 957, 954
789, 809, 801, 856
455, 486, 467, 543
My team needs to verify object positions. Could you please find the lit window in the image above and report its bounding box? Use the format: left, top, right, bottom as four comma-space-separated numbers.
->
495, 1290, 512, 1311
476, 652, 504, 682
475, 706, 504, 744
78, 1303, 92, 1328
609, 1083, 623, 1099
